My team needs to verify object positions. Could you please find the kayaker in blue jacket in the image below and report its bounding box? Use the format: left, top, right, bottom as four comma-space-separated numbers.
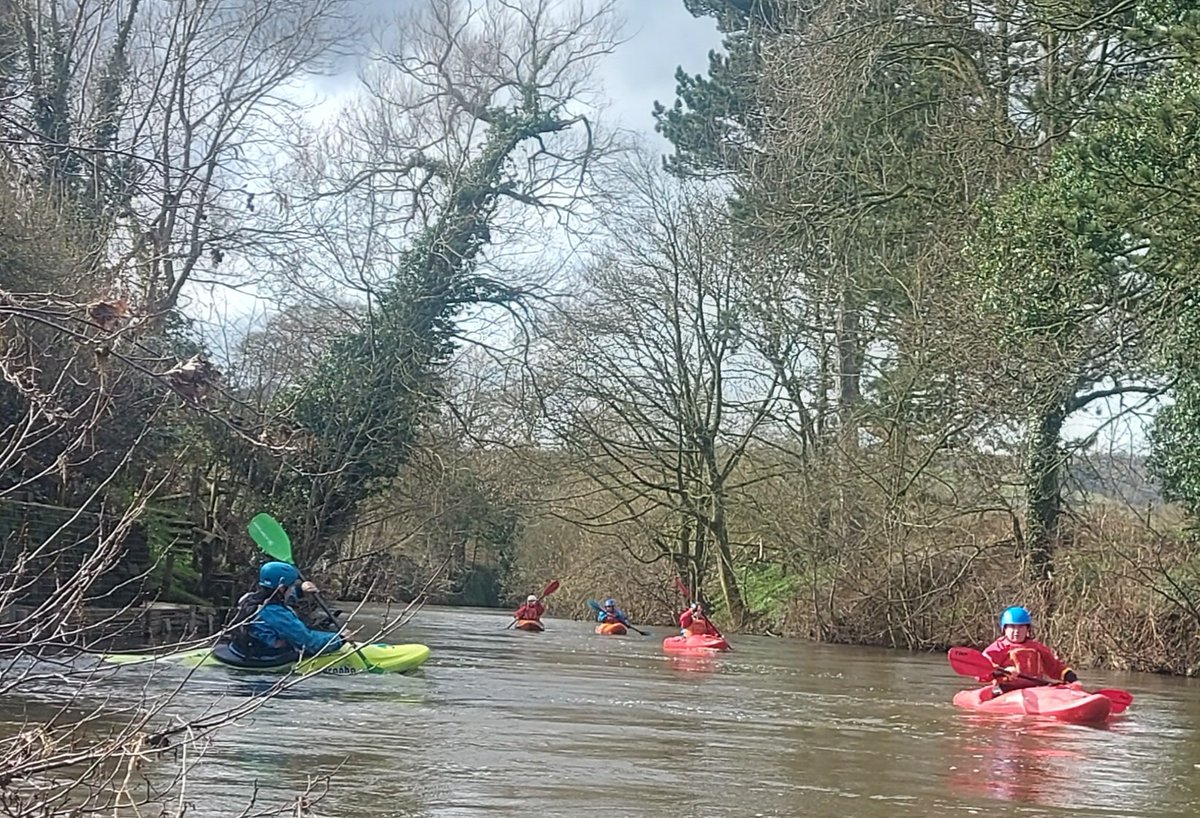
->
221, 562, 348, 666
596, 598, 630, 625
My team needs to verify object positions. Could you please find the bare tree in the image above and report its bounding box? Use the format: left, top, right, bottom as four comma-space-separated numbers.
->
233, 0, 623, 564
117, 0, 359, 317
0, 0, 360, 318
532, 156, 793, 624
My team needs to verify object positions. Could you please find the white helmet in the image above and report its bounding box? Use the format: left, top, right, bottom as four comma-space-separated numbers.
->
527, 594, 538, 602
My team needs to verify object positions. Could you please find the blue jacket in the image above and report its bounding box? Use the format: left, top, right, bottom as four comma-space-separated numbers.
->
596, 607, 628, 624
249, 600, 343, 658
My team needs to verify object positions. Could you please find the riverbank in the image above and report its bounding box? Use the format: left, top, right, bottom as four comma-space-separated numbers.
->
0, 601, 220, 650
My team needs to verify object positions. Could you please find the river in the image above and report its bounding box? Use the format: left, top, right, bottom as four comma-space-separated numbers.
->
10, 604, 1200, 816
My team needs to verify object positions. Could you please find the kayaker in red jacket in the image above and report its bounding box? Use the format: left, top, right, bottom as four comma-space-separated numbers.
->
679, 602, 719, 637
982, 606, 1078, 696
514, 594, 545, 621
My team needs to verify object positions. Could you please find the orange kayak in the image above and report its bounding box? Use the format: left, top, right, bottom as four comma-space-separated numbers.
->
514, 619, 544, 632
595, 622, 627, 636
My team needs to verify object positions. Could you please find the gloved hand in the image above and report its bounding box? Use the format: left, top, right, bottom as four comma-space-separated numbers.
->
1064, 670, 1078, 684
301, 580, 319, 594
991, 668, 1007, 679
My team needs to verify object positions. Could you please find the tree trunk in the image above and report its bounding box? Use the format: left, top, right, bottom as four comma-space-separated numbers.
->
709, 507, 746, 625
1023, 404, 1065, 580
815, 298, 831, 445
158, 548, 175, 599
198, 535, 213, 599
836, 291, 863, 447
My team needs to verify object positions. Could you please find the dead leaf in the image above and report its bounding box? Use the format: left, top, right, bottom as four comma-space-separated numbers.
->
162, 354, 222, 401
87, 299, 129, 331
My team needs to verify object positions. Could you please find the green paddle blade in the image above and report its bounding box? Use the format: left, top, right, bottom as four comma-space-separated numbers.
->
248, 513, 293, 564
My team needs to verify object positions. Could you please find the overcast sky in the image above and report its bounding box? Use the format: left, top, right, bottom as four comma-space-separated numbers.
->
194, 2, 722, 315
597, 2, 723, 144
301, 1, 725, 149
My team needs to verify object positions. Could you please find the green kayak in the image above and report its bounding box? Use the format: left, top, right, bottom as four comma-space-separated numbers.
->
102, 642, 431, 676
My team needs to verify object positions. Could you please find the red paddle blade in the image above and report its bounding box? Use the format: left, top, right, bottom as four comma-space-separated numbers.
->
540, 579, 560, 598
947, 646, 994, 678
674, 576, 691, 600
1095, 688, 1133, 714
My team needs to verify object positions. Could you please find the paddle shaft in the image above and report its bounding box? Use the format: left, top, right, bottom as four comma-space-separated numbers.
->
1006, 666, 1062, 686
296, 571, 371, 665
307, 586, 345, 632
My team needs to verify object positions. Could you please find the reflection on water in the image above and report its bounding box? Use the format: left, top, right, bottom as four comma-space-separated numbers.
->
947, 720, 1099, 806
3, 605, 1199, 817
665, 654, 722, 676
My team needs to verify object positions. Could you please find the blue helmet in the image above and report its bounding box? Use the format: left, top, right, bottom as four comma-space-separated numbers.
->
1000, 606, 1032, 629
259, 561, 300, 589
603, 598, 616, 608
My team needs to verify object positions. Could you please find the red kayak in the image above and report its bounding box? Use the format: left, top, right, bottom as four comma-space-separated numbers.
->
595, 622, 627, 636
514, 619, 544, 632
663, 633, 730, 654
952, 684, 1113, 724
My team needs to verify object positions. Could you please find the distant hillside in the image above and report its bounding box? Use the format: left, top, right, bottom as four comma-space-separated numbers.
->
1066, 452, 1164, 509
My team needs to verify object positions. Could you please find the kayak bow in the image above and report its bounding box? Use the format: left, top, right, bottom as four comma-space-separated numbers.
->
952, 684, 1113, 724
595, 622, 627, 636
514, 619, 545, 632
663, 633, 731, 654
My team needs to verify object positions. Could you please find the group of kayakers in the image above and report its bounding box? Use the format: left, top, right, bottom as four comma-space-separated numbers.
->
517, 595, 1082, 690
219, 563, 722, 666
516, 593, 719, 637
220, 560, 1082, 698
